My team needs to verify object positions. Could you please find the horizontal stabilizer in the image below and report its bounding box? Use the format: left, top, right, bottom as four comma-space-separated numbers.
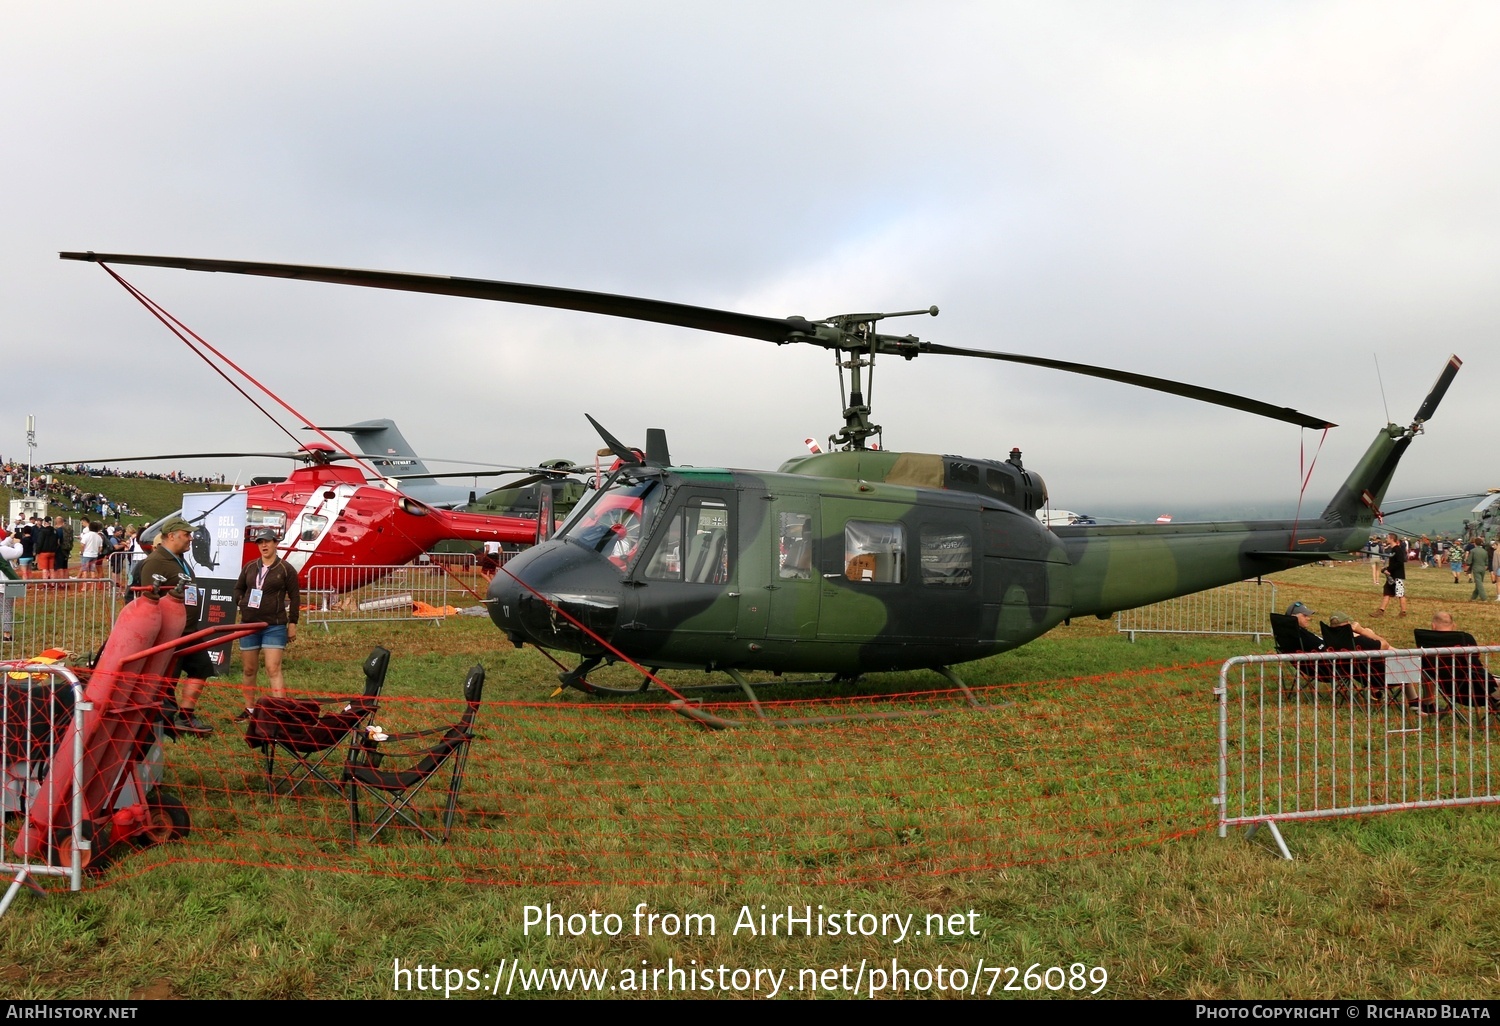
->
1246, 550, 1355, 564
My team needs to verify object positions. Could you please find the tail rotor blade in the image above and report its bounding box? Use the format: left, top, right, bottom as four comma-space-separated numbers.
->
1412, 355, 1462, 427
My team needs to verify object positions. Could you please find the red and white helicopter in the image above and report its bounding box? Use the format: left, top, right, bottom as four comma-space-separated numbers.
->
54, 442, 577, 586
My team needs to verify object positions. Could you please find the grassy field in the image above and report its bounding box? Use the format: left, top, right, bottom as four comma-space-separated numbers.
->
3, 559, 1499, 1000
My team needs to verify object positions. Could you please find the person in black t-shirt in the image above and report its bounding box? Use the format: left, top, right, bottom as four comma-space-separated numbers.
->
1374, 533, 1408, 618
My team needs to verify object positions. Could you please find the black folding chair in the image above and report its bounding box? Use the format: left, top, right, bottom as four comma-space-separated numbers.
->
1320, 622, 1393, 705
344, 664, 484, 844
1270, 613, 1350, 699
1413, 629, 1500, 723
245, 646, 389, 798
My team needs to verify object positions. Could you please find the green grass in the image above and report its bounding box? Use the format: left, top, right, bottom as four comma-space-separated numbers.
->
4, 561, 1500, 999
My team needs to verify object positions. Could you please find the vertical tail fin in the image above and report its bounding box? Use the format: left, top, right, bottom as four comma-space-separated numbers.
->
309, 420, 430, 477
1320, 356, 1461, 525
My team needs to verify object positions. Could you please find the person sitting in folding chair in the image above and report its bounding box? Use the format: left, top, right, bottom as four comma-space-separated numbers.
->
1270, 601, 1351, 697
1319, 611, 1424, 709
1415, 610, 1500, 716
1282, 601, 1328, 652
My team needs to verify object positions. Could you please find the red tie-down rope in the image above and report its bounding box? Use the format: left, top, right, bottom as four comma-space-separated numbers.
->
90, 263, 449, 560
1288, 426, 1330, 548
93, 262, 391, 484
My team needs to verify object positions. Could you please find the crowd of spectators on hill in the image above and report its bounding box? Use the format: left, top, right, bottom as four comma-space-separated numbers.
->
16, 461, 225, 485
2, 458, 225, 522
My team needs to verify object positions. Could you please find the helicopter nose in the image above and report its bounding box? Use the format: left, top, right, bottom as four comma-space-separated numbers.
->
487, 541, 623, 655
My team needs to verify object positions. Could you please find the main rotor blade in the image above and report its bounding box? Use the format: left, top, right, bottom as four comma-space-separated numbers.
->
62, 251, 1335, 428
387, 468, 557, 481
45, 451, 314, 465
914, 342, 1335, 429
60, 252, 810, 344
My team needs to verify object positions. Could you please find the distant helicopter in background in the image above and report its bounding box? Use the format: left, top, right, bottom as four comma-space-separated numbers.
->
53, 443, 550, 582
316, 418, 591, 525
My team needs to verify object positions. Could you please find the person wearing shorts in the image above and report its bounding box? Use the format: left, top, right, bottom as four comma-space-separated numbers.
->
1374, 533, 1408, 618
234, 528, 299, 717
137, 516, 216, 735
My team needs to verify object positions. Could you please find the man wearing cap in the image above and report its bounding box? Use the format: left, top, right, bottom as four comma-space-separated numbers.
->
137, 516, 215, 735
1285, 601, 1328, 652
233, 528, 299, 718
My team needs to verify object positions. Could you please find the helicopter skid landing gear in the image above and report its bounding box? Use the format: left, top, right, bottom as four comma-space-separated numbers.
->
670, 698, 945, 731
555, 657, 651, 696
670, 665, 999, 729
936, 666, 983, 709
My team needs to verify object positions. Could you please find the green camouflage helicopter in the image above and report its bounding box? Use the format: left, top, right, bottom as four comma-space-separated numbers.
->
61, 253, 1459, 704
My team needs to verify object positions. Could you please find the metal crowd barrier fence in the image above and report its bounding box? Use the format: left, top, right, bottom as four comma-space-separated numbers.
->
1116, 580, 1278, 642
1, 663, 88, 919
106, 549, 143, 582
0, 577, 121, 663
303, 563, 456, 628
1217, 644, 1500, 859
425, 552, 477, 569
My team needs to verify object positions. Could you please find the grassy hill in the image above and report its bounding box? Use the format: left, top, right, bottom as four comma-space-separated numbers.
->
2, 471, 231, 526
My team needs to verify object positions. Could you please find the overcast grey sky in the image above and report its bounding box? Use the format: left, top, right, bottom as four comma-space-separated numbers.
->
4, 2, 1495, 514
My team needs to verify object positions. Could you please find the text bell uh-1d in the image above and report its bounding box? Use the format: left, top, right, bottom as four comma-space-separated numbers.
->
60, 253, 1460, 701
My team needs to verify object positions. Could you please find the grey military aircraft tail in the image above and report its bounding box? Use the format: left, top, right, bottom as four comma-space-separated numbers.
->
310, 420, 479, 509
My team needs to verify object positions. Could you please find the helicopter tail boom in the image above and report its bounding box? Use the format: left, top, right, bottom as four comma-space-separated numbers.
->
1060, 356, 1460, 618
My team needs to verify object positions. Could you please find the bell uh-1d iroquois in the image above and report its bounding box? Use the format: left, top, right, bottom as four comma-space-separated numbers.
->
59, 252, 1460, 696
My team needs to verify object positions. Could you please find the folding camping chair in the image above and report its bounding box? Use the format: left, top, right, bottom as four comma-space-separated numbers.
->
1320, 621, 1396, 707
245, 646, 390, 799
1270, 613, 1351, 700
1413, 629, 1500, 724
343, 663, 484, 844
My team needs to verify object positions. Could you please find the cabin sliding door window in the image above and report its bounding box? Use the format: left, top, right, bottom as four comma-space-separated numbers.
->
778, 512, 813, 579
844, 520, 905, 583
245, 509, 287, 543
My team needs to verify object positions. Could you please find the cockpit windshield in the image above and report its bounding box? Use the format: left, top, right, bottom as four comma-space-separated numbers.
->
558, 474, 663, 570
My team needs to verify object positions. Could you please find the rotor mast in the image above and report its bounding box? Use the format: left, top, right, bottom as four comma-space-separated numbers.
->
800, 306, 939, 451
